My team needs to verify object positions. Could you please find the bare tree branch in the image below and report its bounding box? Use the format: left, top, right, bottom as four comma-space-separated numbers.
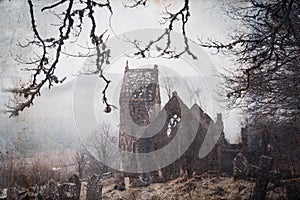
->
7, 0, 194, 117
7, 0, 114, 117
125, 0, 197, 60
123, 0, 148, 8
199, 0, 300, 122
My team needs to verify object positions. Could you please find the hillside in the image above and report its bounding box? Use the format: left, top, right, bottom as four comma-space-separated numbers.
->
101, 173, 287, 200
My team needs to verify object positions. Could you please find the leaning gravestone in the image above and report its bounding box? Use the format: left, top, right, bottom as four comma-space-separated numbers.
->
233, 153, 249, 180
86, 175, 102, 200
249, 155, 273, 200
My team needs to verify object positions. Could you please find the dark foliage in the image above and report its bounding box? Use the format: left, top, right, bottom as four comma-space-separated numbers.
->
200, 0, 300, 122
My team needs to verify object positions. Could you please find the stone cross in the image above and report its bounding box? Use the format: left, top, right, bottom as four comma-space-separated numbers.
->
247, 155, 273, 200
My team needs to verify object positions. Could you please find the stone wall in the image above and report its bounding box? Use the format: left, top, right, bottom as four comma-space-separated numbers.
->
138, 93, 225, 181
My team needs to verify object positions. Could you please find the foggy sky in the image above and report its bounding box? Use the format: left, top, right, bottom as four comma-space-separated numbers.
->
0, 0, 244, 146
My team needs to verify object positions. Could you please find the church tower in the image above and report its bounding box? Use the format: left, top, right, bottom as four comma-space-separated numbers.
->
119, 62, 161, 154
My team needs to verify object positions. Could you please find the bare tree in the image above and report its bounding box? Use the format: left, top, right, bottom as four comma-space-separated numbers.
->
162, 74, 180, 99
85, 122, 116, 176
199, 0, 300, 123
6, 0, 195, 117
74, 151, 88, 179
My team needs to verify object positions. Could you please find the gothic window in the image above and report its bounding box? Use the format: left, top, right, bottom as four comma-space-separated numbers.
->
167, 114, 181, 137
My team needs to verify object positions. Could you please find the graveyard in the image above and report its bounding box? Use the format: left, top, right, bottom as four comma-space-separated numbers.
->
1, 0, 299, 199
1, 64, 299, 200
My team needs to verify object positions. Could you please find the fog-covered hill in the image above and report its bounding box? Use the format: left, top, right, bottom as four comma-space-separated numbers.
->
0, 0, 243, 155
0, 71, 240, 156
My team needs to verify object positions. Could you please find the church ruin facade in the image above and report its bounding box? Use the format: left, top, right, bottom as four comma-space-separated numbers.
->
118, 63, 227, 182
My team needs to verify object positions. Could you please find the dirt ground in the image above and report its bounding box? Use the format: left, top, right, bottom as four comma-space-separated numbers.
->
102, 172, 287, 200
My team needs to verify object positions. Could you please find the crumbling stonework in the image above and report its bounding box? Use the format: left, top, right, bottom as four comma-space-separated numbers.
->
118, 64, 225, 182
146, 93, 225, 180
119, 64, 161, 175
119, 64, 160, 151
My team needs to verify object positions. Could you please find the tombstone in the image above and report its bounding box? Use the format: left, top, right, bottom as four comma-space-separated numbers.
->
68, 174, 81, 200
269, 171, 281, 187
248, 155, 273, 200
7, 187, 18, 200
86, 175, 102, 200
36, 192, 43, 200
56, 174, 81, 200
124, 177, 130, 189
58, 182, 77, 200
285, 179, 300, 200
6, 187, 28, 200
233, 153, 249, 180
0, 188, 8, 200
113, 182, 126, 191
129, 174, 152, 188
44, 179, 59, 200
79, 180, 88, 200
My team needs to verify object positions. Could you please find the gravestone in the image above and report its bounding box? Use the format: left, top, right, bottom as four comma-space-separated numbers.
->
233, 153, 248, 180
285, 179, 300, 200
57, 174, 81, 200
68, 174, 81, 200
86, 175, 102, 200
7, 187, 18, 200
35, 181, 55, 199
248, 155, 273, 200
124, 177, 130, 189
59, 183, 77, 200
36, 192, 43, 200
47, 179, 59, 200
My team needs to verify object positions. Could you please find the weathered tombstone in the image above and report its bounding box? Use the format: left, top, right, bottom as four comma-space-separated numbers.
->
249, 155, 274, 200
79, 180, 88, 200
233, 153, 249, 180
113, 181, 126, 191
59, 182, 77, 200
7, 187, 28, 200
7, 187, 18, 200
269, 171, 281, 187
68, 174, 81, 200
129, 174, 152, 188
36, 192, 43, 200
57, 174, 81, 200
44, 179, 59, 200
86, 175, 102, 200
124, 177, 130, 189
0, 188, 8, 200
285, 179, 300, 200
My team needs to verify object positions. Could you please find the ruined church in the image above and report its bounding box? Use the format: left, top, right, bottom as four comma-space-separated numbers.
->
118, 63, 229, 182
